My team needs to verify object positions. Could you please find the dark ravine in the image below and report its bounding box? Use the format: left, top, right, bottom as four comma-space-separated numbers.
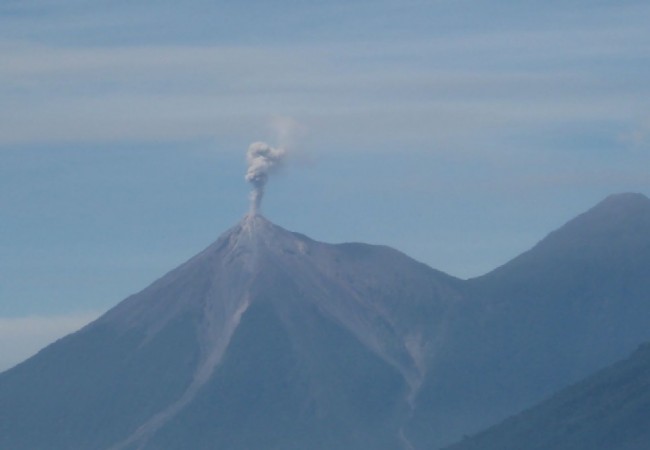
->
1, 193, 649, 449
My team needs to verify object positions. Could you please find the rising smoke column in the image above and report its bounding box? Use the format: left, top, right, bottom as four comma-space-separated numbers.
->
245, 141, 286, 214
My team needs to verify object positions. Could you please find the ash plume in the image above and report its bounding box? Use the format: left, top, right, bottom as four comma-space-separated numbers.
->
245, 141, 286, 214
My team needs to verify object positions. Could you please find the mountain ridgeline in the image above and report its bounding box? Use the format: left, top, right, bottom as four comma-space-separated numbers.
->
1, 193, 649, 449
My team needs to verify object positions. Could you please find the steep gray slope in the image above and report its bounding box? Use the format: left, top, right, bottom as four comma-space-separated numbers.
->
144, 291, 408, 450
408, 193, 650, 449
0, 214, 462, 450
445, 342, 650, 450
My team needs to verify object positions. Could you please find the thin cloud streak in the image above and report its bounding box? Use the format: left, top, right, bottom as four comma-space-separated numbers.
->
1, 25, 648, 148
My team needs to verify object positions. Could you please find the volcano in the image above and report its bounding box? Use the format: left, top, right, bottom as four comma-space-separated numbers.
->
0, 214, 461, 450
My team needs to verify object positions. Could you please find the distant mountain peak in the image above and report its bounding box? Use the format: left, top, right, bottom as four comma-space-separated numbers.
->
555, 191, 650, 240
580, 192, 650, 222
495, 192, 649, 260
598, 191, 650, 207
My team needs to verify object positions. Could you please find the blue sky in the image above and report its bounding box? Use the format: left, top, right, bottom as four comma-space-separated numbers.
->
1, 0, 650, 369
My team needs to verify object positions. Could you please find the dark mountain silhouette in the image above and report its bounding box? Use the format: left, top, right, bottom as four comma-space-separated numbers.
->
1, 193, 649, 449
444, 341, 650, 450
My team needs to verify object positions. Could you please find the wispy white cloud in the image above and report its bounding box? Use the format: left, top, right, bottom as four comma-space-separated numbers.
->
0, 312, 101, 372
1, 21, 648, 149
